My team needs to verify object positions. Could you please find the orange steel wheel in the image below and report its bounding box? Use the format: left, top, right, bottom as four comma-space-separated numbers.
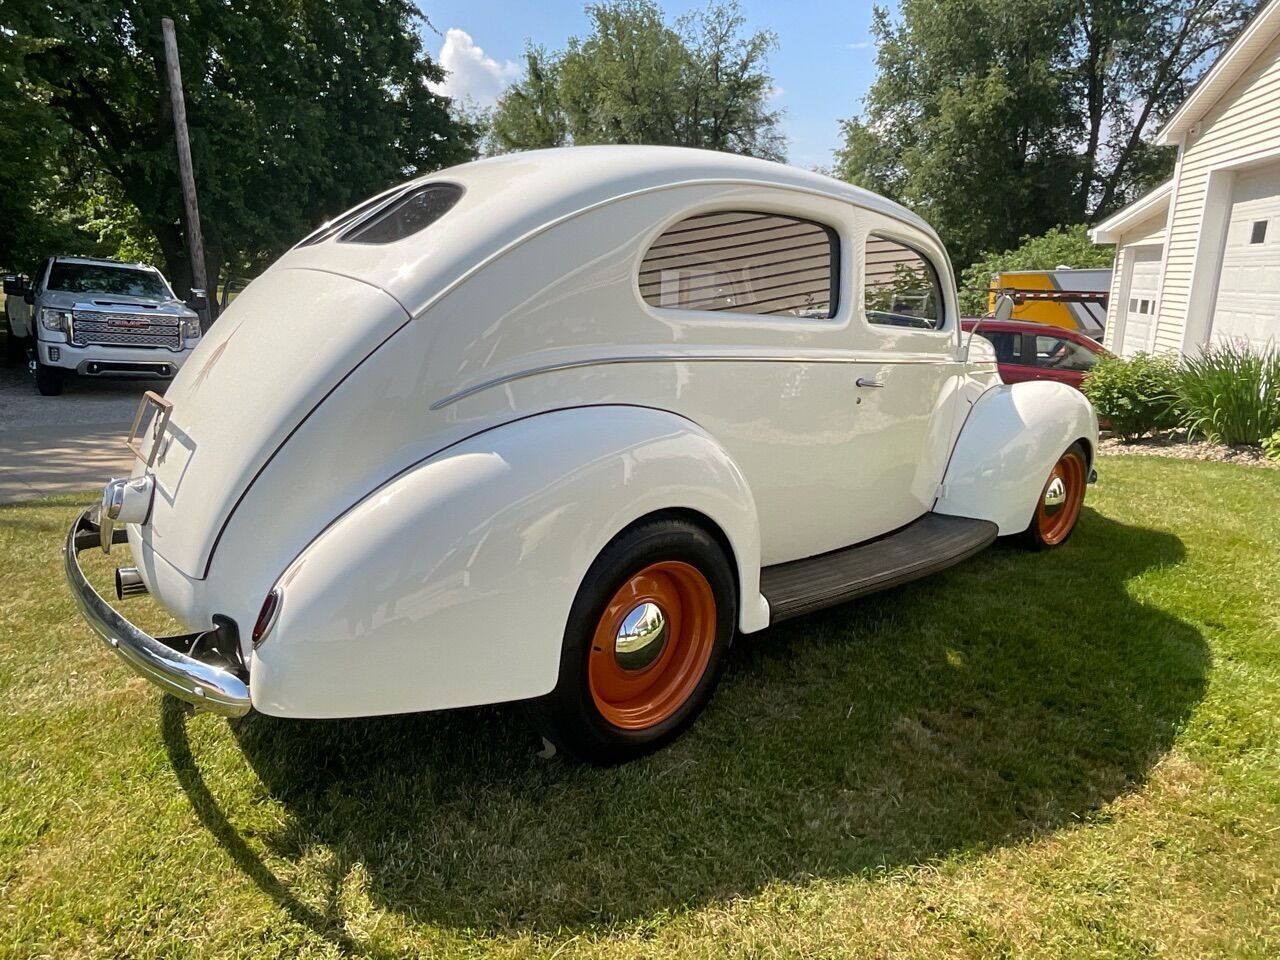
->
1035, 449, 1087, 546
587, 560, 717, 731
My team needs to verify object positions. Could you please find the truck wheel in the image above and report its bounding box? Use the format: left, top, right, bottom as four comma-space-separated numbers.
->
1017, 442, 1088, 550
529, 518, 736, 764
34, 361, 64, 396
5, 333, 26, 363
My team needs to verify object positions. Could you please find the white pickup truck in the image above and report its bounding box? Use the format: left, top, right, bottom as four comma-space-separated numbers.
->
9, 256, 203, 395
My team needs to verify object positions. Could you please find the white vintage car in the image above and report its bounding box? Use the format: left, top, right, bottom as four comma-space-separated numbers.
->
66, 147, 1097, 763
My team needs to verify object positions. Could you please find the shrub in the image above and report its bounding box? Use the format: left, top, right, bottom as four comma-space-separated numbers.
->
1081, 353, 1180, 441
1177, 341, 1280, 446
1264, 430, 1280, 464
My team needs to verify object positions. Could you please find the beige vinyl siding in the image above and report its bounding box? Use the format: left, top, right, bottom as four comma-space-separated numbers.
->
1127, 215, 1167, 248
1158, 31, 1280, 351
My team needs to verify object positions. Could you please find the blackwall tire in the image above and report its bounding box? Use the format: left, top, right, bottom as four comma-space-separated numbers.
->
528, 518, 736, 765
35, 361, 63, 396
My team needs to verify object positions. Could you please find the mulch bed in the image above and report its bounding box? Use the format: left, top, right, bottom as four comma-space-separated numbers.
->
1098, 430, 1278, 469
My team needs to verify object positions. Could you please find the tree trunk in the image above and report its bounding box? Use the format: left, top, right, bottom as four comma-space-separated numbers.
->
153, 220, 191, 298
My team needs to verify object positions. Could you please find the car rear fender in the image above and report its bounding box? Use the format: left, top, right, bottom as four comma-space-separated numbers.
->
249, 405, 766, 719
934, 380, 1098, 534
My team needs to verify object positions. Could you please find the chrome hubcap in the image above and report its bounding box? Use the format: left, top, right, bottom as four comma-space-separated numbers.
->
1043, 475, 1067, 511
614, 602, 668, 671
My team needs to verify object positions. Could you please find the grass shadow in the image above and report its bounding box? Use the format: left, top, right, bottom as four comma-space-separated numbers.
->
164, 509, 1206, 936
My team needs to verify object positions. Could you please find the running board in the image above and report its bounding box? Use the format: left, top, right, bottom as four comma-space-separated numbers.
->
760, 513, 998, 623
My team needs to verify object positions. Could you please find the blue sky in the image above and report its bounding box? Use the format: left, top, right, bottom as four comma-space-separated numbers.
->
415, 1, 890, 169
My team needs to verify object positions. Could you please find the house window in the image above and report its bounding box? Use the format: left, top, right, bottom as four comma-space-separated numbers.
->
1250, 220, 1268, 244
863, 235, 945, 330
638, 211, 838, 318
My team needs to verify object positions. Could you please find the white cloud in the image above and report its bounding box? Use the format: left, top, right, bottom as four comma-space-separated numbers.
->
766, 85, 784, 101
846, 40, 873, 50
429, 28, 520, 107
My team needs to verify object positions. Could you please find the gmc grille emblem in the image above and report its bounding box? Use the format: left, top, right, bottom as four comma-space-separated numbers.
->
109, 319, 149, 328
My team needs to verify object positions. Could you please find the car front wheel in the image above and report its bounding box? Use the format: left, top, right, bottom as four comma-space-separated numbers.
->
529, 517, 736, 764
1018, 442, 1088, 550
34, 361, 64, 396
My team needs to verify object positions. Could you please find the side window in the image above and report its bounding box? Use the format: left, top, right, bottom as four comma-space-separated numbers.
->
1034, 335, 1098, 372
981, 331, 1024, 364
639, 211, 838, 318
863, 234, 944, 330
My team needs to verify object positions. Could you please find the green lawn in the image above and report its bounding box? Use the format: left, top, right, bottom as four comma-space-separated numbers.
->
2, 456, 1278, 959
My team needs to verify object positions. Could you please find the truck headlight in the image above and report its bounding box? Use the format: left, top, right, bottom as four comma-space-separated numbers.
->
39, 308, 72, 334
180, 316, 200, 339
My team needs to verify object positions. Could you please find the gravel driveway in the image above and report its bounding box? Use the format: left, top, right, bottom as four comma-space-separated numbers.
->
0, 357, 159, 503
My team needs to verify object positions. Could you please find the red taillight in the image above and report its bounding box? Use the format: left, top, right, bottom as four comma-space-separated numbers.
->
251, 589, 281, 646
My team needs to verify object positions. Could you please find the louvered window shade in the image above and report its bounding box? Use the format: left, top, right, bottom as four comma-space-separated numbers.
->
639, 211, 838, 318
863, 234, 944, 330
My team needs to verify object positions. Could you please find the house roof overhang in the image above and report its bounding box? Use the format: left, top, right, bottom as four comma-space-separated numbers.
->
1156, 0, 1280, 146
1089, 180, 1172, 245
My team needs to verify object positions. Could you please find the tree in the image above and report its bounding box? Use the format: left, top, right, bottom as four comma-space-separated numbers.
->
489, 0, 784, 160
4, 0, 479, 294
486, 46, 569, 152
958, 224, 1114, 314
836, 0, 1256, 270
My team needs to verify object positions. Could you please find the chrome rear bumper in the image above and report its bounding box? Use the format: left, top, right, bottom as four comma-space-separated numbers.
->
64, 508, 251, 717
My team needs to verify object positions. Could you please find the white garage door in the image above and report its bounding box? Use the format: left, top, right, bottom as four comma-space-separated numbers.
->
1213, 165, 1280, 348
1121, 247, 1161, 356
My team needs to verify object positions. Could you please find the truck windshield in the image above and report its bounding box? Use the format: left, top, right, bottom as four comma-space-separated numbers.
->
46, 263, 171, 299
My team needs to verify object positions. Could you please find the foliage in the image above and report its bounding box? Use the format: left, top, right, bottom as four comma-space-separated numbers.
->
836, 0, 1255, 269
1264, 429, 1280, 463
3, 0, 479, 294
1176, 341, 1280, 446
488, 0, 784, 160
487, 46, 571, 152
1082, 352, 1180, 440
959, 224, 1115, 315
6, 459, 1280, 955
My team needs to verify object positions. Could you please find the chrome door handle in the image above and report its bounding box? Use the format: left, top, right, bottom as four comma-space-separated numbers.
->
855, 377, 884, 388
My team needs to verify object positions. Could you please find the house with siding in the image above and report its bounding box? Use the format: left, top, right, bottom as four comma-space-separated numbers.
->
1090, 0, 1280, 357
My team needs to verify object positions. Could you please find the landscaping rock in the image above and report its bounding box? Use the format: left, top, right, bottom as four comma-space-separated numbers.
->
1099, 431, 1278, 469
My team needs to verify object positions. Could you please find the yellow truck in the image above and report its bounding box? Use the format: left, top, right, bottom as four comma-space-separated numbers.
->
986, 267, 1111, 340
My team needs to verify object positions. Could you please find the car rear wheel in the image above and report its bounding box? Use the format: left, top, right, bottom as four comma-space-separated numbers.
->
529, 518, 736, 764
34, 361, 63, 396
1018, 442, 1088, 550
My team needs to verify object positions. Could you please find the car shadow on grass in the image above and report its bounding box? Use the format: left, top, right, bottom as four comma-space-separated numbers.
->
163, 509, 1206, 938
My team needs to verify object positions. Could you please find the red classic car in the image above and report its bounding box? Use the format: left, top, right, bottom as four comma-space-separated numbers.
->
961, 318, 1112, 390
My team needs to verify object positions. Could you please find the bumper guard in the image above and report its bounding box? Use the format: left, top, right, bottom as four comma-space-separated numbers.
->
65, 508, 251, 717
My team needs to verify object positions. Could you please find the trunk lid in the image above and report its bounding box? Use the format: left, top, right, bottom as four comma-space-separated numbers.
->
136, 267, 408, 578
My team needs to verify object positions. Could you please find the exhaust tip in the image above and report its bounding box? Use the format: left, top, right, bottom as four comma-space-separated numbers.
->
115, 567, 148, 599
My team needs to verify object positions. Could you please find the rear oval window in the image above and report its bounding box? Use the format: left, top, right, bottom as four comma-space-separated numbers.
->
339, 182, 464, 245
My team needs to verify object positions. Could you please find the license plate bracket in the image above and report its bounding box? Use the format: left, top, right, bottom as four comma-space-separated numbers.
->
125, 390, 173, 467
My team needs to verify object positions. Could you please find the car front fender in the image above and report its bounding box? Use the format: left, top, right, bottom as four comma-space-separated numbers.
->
249, 405, 766, 718
934, 380, 1098, 535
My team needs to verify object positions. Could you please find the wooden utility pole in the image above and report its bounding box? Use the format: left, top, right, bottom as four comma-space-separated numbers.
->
161, 17, 212, 329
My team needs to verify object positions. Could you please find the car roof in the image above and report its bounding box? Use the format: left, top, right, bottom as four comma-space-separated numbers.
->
50, 256, 159, 271
445, 145, 936, 235
280, 145, 948, 317
960, 318, 1106, 344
